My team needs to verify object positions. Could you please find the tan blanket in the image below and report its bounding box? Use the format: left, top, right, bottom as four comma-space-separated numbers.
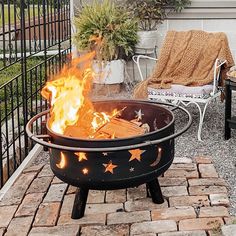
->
133, 30, 235, 98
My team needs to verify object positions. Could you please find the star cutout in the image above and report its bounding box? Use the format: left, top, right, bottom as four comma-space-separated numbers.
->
82, 168, 89, 175
135, 109, 144, 121
129, 149, 145, 162
102, 152, 108, 156
129, 167, 135, 172
103, 161, 118, 174
75, 152, 88, 162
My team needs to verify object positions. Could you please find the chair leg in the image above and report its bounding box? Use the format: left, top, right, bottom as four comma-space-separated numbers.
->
195, 102, 210, 141
153, 98, 212, 141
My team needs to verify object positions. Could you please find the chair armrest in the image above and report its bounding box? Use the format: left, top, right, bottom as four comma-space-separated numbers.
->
132, 55, 158, 81
212, 59, 227, 95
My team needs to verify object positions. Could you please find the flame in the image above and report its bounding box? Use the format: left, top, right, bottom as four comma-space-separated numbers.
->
41, 51, 122, 138
56, 152, 66, 169
91, 109, 120, 132
111, 132, 116, 139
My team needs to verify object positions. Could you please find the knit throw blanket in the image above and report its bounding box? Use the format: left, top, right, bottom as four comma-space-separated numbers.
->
133, 30, 235, 98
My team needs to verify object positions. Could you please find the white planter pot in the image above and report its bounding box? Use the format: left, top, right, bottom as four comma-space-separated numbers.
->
135, 30, 158, 54
93, 59, 125, 84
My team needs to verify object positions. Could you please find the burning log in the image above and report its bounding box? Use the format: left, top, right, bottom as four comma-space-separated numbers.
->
64, 126, 91, 139
94, 118, 147, 139
64, 117, 149, 139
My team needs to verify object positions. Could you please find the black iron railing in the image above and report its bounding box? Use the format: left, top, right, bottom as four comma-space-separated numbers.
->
0, 0, 71, 188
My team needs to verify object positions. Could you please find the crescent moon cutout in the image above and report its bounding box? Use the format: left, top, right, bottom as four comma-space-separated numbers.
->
150, 148, 162, 167
56, 152, 66, 169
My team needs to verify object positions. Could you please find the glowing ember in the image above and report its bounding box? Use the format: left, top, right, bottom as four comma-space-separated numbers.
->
41, 52, 122, 139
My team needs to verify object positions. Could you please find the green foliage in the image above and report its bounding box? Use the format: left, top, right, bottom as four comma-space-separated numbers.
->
0, 58, 45, 116
0, 58, 43, 86
125, 0, 191, 30
0, 5, 38, 26
73, 0, 138, 61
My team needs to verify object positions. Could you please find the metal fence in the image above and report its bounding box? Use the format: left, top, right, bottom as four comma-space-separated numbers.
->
0, 0, 71, 188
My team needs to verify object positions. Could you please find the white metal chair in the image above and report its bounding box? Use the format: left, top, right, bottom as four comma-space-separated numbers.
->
133, 55, 226, 141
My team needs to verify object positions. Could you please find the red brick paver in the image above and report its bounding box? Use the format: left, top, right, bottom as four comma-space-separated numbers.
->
0, 155, 233, 235
107, 211, 150, 225
28, 225, 80, 236
4, 216, 34, 236
87, 190, 105, 203
198, 164, 218, 178
0, 228, 5, 236
210, 193, 230, 207
0, 206, 18, 228
125, 198, 168, 212
80, 225, 129, 236
169, 195, 210, 207
159, 231, 207, 236
0, 172, 37, 206
151, 206, 196, 221
179, 217, 224, 231
57, 213, 106, 226
33, 202, 61, 227
15, 193, 44, 217
130, 220, 177, 235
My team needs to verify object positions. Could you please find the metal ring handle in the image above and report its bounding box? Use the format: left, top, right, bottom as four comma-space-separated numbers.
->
26, 101, 192, 152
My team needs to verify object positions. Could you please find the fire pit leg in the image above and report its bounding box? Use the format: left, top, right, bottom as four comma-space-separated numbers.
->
71, 187, 89, 219
146, 184, 151, 197
147, 179, 164, 204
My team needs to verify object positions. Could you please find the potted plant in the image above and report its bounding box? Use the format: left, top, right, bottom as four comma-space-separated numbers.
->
73, 0, 138, 85
125, 0, 191, 54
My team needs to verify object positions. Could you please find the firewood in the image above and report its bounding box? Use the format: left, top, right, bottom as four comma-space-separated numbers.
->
64, 126, 90, 138
64, 118, 150, 139
97, 118, 146, 138
92, 132, 112, 139
130, 119, 143, 127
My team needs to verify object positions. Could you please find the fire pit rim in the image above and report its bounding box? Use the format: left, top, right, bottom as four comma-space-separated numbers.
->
46, 99, 175, 143
26, 100, 192, 152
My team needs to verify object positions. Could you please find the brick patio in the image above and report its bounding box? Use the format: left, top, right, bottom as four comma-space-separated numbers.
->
0, 153, 235, 236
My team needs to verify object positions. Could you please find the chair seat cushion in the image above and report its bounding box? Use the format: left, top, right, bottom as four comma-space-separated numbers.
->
148, 84, 214, 99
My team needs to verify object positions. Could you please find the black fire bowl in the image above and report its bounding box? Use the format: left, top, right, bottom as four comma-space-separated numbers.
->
48, 100, 175, 190
48, 100, 175, 219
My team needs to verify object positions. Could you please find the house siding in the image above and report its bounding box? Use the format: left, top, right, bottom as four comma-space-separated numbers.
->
171, 0, 236, 19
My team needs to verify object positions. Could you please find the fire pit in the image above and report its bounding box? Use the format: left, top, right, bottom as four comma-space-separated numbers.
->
26, 99, 191, 219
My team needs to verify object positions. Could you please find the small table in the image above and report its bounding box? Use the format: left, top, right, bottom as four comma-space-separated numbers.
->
225, 77, 236, 139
